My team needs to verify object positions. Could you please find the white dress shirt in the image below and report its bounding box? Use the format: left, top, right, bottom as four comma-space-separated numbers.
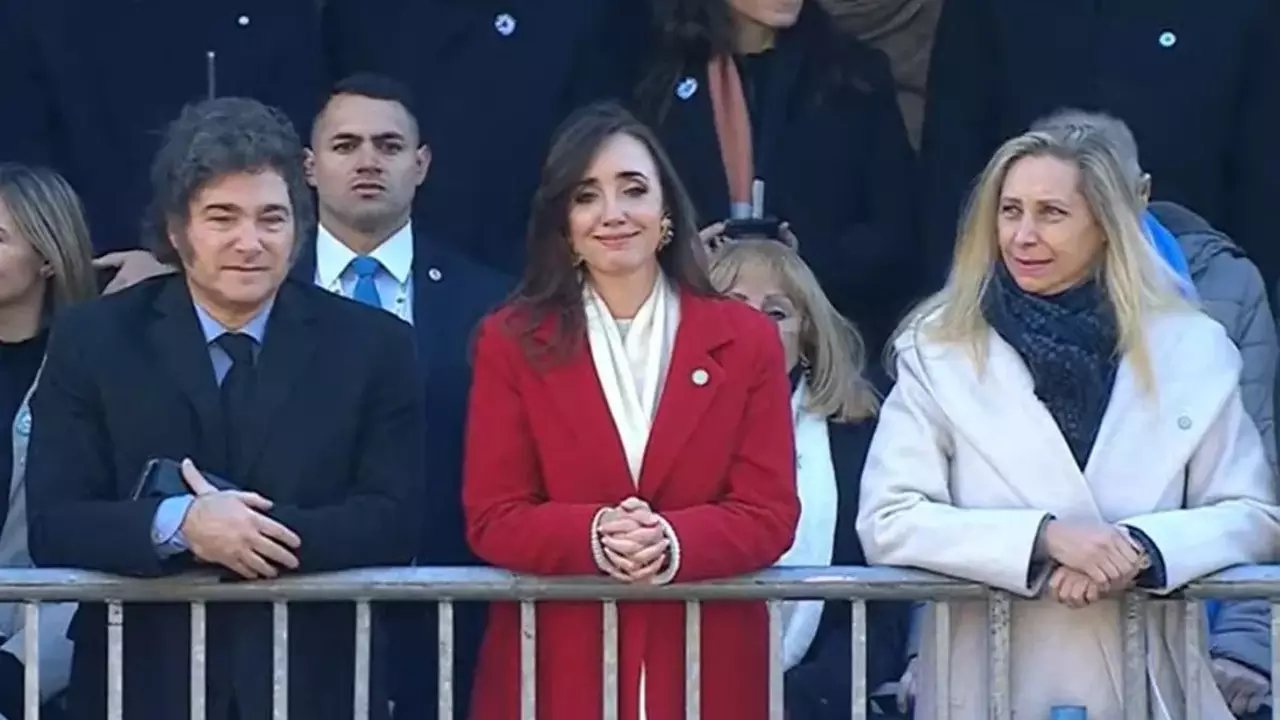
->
315, 222, 416, 324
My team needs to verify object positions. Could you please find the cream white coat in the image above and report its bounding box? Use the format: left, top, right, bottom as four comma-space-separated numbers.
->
857, 309, 1280, 719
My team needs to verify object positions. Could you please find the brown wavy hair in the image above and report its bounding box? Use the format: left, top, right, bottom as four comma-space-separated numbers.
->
504, 102, 716, 366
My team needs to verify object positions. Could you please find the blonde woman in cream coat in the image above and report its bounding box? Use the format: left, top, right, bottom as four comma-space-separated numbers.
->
856, 124, 1280, 719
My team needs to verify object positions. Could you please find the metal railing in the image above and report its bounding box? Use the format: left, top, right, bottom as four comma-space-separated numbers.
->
5, 564, 1280, 720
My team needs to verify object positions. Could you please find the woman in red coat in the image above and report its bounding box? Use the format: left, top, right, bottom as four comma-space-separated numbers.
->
462, 101, 800, 720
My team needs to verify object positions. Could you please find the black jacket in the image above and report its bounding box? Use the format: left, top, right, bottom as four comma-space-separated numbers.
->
26, 276, 424, 720
324, 0, 649, 277
785, 417, 911, 719
635, 4, 919, 355
920, 0, 1280, 287
0, 0, 323, 254
290, 231, 513, 720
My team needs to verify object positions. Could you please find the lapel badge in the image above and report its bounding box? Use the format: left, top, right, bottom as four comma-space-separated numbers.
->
676, 77, 698, 101
1159, 31, 1177, 48
427, 267, 443, 282
494, 13, 517, 36
15, 411, 31, 436
691, 368, 709, 386
1177, 415, 1191, 430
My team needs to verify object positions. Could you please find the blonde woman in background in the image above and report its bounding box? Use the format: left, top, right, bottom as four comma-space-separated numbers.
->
856, 125, 1280, 718
710, 238, 910, 719
0, 164, 98, 720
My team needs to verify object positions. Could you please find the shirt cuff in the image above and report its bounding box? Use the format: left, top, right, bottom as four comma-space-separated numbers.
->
152, 495, 195, 558
650, 514, 681, 585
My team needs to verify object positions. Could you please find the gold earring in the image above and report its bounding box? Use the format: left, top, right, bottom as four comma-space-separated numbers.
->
658, 215, 674, 249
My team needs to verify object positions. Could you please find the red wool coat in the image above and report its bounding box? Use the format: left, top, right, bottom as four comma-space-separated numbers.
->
462, 290, 800, 720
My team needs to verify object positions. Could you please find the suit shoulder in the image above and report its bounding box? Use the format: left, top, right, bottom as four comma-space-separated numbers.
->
52, 276, 167, 337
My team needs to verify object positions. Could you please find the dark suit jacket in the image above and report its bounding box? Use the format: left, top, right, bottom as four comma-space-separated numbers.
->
291, 234, 512, 720
0, 0, 323, 254
920, 0, 1280, 287
637, 2, 918, 356
323, 0, 649, 277
784, 417, 912, 719
25, 275, 424, 720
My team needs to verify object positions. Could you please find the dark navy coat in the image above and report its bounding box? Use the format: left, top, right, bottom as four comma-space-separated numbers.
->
920, 0, 1280, 288
323, 0, 648, 277
0, 0, 323, 253
291, 231, 512, 720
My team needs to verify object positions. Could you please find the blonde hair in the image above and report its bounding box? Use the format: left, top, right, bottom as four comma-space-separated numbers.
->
894, 127, 1189, 392
0, 164, 97, 317
709, 239, 879, 422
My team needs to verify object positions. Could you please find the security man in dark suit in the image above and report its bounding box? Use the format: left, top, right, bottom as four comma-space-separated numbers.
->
919, 0, 1280, 288
290, 72, 511, 720
322, 0, 648, 277
24, 97, 423, 720
0, 0, 323, 255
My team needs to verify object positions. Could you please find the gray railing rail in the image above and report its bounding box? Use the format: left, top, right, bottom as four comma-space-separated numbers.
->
4, 565, 1279, 720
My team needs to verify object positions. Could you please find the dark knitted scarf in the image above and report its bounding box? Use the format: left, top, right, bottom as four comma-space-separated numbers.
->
982, 264, 1120, 469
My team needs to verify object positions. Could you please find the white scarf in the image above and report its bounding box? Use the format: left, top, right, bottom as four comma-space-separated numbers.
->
775, 382, 839, 670
584, 273, 679, 483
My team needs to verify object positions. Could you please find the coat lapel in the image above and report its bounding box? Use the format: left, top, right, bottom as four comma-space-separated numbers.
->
239, 281, 318, 474
541, 340, 637, 499
1084, 315, 1240, 515
912, 331, 1105, 520
639, 293, 733, 495
148, 279, 228, 471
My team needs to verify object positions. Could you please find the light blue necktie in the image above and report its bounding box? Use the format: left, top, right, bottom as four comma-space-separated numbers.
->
348, 256, 383, 308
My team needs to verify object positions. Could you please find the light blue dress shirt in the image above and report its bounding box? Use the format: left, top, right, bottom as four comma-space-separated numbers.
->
151, 299, 272, 558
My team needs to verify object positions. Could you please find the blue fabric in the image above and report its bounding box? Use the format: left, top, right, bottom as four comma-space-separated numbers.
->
1143, 211, 1197, 298
1206, 599, 1223, 627
349, 256, 384, 308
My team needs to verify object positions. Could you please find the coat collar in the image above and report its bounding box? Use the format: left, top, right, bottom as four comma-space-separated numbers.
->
540, 290, 734, 497
901, 310, 1240, 522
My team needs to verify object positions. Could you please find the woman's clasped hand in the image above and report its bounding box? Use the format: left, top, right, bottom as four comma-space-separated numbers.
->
1040, 520, 1149, 608
596, 497, 672, 583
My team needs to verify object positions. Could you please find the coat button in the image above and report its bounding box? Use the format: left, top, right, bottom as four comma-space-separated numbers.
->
237, 14, 250, 27
1177, 415, 1192, 430
427, 267, 442, 282
494, 13, 516, 36
691, 369, 709, 386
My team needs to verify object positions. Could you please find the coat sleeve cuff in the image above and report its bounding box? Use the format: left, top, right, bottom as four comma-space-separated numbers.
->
651, 514, 681, 585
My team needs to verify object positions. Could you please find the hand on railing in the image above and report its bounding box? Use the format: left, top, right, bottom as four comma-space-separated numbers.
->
596, 497, 671, 583
1039, 520, 1146, 588
179, 458, 301, 579
1211, 657, 1269, 716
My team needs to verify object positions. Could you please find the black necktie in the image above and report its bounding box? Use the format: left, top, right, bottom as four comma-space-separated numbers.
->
216, 332, 257, 477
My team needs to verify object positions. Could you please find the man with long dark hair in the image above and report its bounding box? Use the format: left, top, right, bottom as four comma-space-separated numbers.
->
24, 97, 423, 720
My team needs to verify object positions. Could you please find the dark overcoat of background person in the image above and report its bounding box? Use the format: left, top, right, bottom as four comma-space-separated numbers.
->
24, 276, 424, 720
323, 0, 650, 278
920, 0, 1280, 287
632, 2, 918, 355
292, 230, 512, 720
0, 0, 323, 253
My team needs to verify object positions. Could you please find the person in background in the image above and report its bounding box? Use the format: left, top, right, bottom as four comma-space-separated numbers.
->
631, 0, 918, 357
293, 72, 511, 720
0, 0, 323, 257
817, 0, 943, 147
463, 102, 799, 720
0, 165, 99, 720
709, 237, 910, 718
919, 0, 1280, 289
858, 123, 1280, 718
24, 97, 423, 720
323, 0, 649, 277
